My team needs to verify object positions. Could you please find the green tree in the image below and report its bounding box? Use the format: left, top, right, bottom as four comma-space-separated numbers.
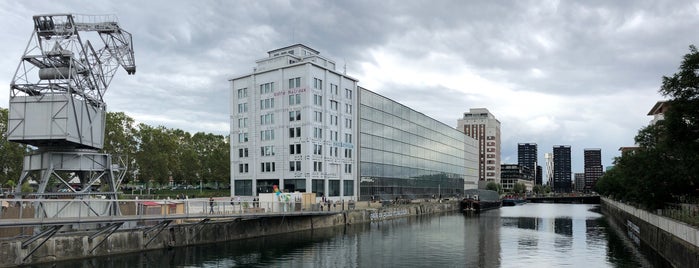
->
532, 185, 543, 195
543, 185, 551, 194
658, 45, 699, 194
0, 107, 27, 188
485, 181, 503, 194
511, 182, 527, 194
596, 45, 699, 209
103, 112, 139, 182
134, 124, 179, 185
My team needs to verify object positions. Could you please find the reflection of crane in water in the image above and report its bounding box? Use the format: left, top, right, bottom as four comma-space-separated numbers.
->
7, 14, 136, 219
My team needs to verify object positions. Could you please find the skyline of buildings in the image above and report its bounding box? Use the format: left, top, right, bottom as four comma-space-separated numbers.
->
229, 44, 478, 200
229, 44, 611, 197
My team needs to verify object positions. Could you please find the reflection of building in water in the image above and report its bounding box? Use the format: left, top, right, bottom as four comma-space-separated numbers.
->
585, 218, 606, 248
462, 212, 501, 267
554, 217, 573, 252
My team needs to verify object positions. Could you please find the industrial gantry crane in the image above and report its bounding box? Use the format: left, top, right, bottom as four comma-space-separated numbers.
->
7, 14, 136, 221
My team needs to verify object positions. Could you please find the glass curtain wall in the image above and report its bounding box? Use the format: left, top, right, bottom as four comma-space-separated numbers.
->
358, 88, 467, 201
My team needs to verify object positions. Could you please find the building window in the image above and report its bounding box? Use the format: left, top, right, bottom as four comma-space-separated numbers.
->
238, 148, 248, 158
330, 84, 339, 95
259, 82, 274, 94
260, 114, 274, 125
313, 127, 323, 139
314, 144, 322, 155
345, 88, 352, 99
289, 127, 301, 138
328, 180, 339, 196
329, 146, 338, 157
289, 77, 301, 89
313, 78, 323, 90
289, 94, 301, 105
261, 146, 275, 156
344, 164, 352, 173
260, 162, 276, 172
260, 98, 274, 110
238, 163, 249, 173
237, 103, 248, 113
345, 104, 352, 114
330, 130, 338, 141
237, 118, 248, 128
289, 144, 301, 155
314, 111, 323, 122
344, 149, 352, 158
329, 115, 338, 126
343, 180, 354, 196
313, 161, 323, 172
344, 133, 352, 143
345, 118, 352, 128
312, 179, 325, 196
290, 161, 301, 171
314, 94, 322, 106
237, 88, 247, 98
289, 110, 301, 122
234, 180, 252, 196
261, 130, 274, 141
330, 100, 338, 111
238, 133, 248, 143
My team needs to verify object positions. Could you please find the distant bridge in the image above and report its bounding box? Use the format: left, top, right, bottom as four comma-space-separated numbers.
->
527, 195, 600, 204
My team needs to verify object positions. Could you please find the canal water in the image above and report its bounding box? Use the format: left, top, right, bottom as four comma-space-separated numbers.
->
38, 203, 672, 267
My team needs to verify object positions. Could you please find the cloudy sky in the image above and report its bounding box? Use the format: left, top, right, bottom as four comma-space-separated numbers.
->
1, 0, 698, 174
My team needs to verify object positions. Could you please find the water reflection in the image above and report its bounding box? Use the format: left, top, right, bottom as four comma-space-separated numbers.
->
34, 204, 673, 268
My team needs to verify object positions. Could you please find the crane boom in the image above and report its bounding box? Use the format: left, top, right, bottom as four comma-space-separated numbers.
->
8, 14, 136, 149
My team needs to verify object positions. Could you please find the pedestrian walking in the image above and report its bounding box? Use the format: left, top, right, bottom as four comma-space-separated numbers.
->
209, 197, 215, 214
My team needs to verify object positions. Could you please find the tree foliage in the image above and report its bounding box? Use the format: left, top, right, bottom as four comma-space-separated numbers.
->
0, 107, 28, 188
596, 45, 699, 209
1, 109, 230, 189
485, 181, 503, 194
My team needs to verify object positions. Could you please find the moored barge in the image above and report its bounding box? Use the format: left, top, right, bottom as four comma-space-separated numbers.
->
461, 189, 501, 212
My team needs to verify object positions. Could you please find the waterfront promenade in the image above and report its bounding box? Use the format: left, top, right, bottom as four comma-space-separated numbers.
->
0, 197, 448, 267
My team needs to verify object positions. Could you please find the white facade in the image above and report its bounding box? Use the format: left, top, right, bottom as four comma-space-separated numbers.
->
230, 44, 359, 201
456, 108, 501, 188
544, 152, 554, 186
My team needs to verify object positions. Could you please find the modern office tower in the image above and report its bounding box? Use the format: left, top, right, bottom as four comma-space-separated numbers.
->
457, 108, 501, 188
230, 44, 478, 201
544, 152, 554, 186
517, 143, 538, 183
230, 44, 359, 199
535, 166, 543, 186
359, 88, 478, 200
500, 164, 533, 192
574, 173, 585, 192
583, 148, 603, 192
552, 145, 572, 193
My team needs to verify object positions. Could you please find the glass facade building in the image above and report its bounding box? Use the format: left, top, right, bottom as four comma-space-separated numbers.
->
358, 88, 477, 201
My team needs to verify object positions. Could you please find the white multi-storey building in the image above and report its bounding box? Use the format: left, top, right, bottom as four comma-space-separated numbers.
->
456, 108, 501, 188
231, 44, 479, 201
229, 44, 359, 200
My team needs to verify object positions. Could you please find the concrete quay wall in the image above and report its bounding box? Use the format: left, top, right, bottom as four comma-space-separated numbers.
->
0, 201, 457, 267
601, 197, 699, 268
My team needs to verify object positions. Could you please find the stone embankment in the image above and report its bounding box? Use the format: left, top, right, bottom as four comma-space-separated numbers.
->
601, 197, 699, 268
0, 200, 457, 267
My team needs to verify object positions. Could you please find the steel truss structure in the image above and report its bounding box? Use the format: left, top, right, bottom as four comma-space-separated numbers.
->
7, 14, 136, 222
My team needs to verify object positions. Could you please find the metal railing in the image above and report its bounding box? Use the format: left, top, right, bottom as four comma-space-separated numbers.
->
0, 198, 342, 232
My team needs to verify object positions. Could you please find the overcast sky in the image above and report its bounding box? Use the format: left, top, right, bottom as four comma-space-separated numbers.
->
2, 0, 698, 175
